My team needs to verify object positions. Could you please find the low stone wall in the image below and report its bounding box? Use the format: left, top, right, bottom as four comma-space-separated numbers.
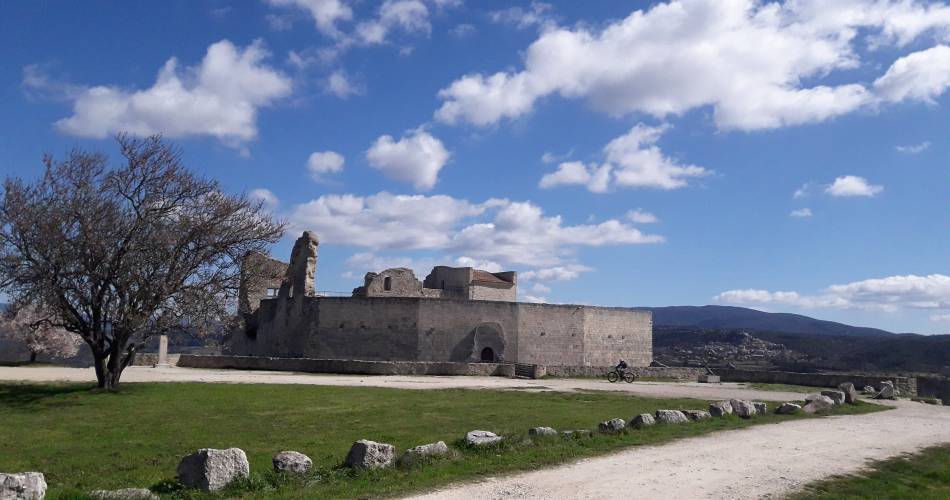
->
717, 368, 918, 396
177, 354, 516, 377
132, 353, 180, 366
544, 365, 707, 381
916, 376, 950, 405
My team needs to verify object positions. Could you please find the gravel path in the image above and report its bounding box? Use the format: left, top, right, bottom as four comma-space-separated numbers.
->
0, 365, 807, 401
409, 400, 950, 500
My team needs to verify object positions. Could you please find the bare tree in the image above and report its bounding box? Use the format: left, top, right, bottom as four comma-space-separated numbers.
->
0, 303, 81, 363
0, 135, 285, 389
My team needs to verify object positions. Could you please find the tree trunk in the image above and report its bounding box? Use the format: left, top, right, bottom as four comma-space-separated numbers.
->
29, 351, 38, 364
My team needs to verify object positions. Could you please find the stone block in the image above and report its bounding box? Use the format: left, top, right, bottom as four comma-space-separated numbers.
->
776, 402, 801, 414
465, 430, 503, 447
682, 410, 712, 421
89, 489, 158, 500
344, 440, 396, 469
803, 395, 835, 413
821, 390, 846, 405
630, 413, 655, 429
272, 451, 313, 474
838, 382, 859, 404
709, 400, 733, 417
698, 374, 720, 383
752, 402, 768, 414
0, 473, 47, 500
598, 418, 627, 433
729, 399, 757, 419
177, 448, 249, 492
655, 410, 689, 424
528, 427, 557, 437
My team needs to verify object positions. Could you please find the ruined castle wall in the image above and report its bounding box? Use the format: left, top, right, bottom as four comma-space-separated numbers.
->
470, 283, 516, 302
582, 308, 653, 367
515, 304, 586, 366
308, 297, 420, 361
416, 299, 520, 362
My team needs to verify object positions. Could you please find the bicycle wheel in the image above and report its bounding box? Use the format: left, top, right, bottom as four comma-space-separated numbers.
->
623, 372, 636, 383
606, 371, 620, 383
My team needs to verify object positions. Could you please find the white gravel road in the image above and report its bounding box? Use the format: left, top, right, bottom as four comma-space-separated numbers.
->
3, 365, 948, 499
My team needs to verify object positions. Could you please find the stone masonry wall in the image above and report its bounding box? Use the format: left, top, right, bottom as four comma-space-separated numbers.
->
470, 283, 516, 302
582, 307, 653, 367
516, 304, 586, 366
717, 368, 918, 396
416, 299, 521, 362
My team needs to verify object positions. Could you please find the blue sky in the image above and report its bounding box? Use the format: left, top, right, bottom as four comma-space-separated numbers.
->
1, 0, 949, 334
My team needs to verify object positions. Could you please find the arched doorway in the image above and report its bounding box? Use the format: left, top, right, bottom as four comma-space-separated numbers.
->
480, 347, 496, 362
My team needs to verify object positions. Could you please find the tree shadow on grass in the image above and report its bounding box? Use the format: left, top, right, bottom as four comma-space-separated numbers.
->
0, 383, 98, 410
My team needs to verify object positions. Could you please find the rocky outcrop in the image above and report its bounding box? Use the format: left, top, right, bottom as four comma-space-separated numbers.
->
875, 381, 897, 400
598, 418, 627, 432
272, 451, 313, 474
630, 413, 656, 429
344, 440, 396, 469
729, 399, 757, 419
177, 448, 250, 492
709, 400, 733, 417
0, 473, 47, 500
465, 430, 503, 447
655, 410, 689, 424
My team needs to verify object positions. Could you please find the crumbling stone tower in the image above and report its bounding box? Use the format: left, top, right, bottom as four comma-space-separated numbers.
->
279, 231, 319, 301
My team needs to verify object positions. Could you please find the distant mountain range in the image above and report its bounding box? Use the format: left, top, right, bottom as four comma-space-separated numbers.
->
647, 305, 896, 337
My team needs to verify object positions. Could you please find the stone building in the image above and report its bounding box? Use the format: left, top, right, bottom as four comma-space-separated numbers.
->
231, 231, 652, 368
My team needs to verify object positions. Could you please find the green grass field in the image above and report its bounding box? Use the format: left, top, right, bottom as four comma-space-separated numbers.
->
0, 382, 883, 499
791, 444, 950, 499
745, 382, 825, 393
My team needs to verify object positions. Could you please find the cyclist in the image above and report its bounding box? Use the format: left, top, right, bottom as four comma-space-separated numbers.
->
615, 358, 629, 374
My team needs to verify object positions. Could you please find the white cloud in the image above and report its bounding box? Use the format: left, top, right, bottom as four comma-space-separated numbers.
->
626, 209, 659, 224
289, 193, 664, 267
436, 1, 950, 130
539, 124, 708, 191
520, 264, 593, 282
366, 128, 450, 191
825, 175, 884, 197
895, 141, 931, 154
931, 313, 950, 322
265, 0, 353, 38
790, 207, 813, 218
541, 150, 572, 163
454, 256, 503, 273
874, 45, 950, 103
793, 183, 812, 199
325, 70, 362, 98
489, 2, 555, 30
249, 188, 280, 210
49, 40, 291, 146
450, 23, 476, 38
520, 294, 547, 304
716, 274, 950, 313
531, 283, 552, 294
307, 150, 344, 181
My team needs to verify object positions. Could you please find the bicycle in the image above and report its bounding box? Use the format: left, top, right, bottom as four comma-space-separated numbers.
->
606, 370, 637, 383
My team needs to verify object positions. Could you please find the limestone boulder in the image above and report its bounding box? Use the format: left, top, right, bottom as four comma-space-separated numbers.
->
177, 448, 249, 492
874, 381, 897, 400
89, 489, 158, 500
776, 402, 801, 414
598, 418, 627, 433
803, 395, 835, 414
682, 410, 712, 421
752, 402, 768, 415
655, 410, 689, 424
837, 382, 859, 404
729, 399, 757, 419
528, 427, 558, 437
0, 473, 47, 500
821, 390, 846, 405
398, 441, 449, 466
863, 385, 876, 394
709, 400, 733, 417
344, 440, 396, 469
630, 413, 655, 429
465, 430, 503, 447
272, 451, 313, 474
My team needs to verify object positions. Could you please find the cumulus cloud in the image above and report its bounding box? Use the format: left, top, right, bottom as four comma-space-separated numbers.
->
874, 45, 950, 103
45, 40, 291, 146
265, 0, 353, 38
366, 129, 450, 190
716, 274, 950, 313
895, 141, 931, 154
435, 0, 950, 130
932, 313, 950, 322
325, 70, 362, 98
825, 175, 884, 197
249, 188, 280, 210
289, 192, 663, 267
489, 1, 555, 30
307, 150, 344, 181
793, 183, 812, 199
520, 264, 593, 282
539, 124, 708, 191
355, 0, 431, 45
627, 209, 659, 224
790, 207, 813, 218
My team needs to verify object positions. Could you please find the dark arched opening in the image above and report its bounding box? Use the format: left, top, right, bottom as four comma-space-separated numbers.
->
480, 347, 495, 362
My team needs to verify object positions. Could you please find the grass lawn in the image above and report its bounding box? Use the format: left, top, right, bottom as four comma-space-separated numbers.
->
790, 444, 950, 500
0, 382, 883, 499
745, 382, 825, 393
